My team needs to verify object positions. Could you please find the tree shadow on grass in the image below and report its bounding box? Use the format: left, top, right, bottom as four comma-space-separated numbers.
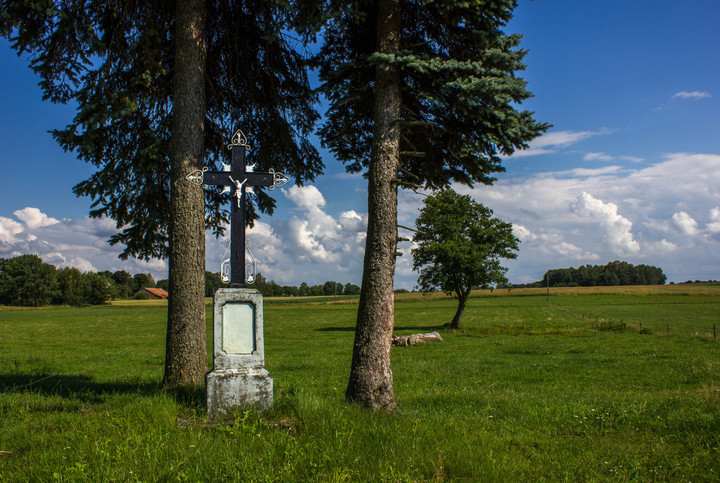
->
0, 373, 205, 409
317, 325, 447, 333
164, 384, 205, 409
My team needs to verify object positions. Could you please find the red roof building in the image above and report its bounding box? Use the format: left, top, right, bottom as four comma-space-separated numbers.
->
142, 287, 169, 299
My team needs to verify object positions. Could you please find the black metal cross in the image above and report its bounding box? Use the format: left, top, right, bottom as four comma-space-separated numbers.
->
187, 131, 289, 288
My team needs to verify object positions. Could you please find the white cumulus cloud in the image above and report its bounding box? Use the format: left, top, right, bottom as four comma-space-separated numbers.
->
707, 207, 720, 235
338, 210, 366, 233
284, 185, 326, 210
207, 186, 370, 285
14, 207, 60, 229
0, 207, 168, 280
570, 192, 640, 255
512, 224, 537, 242
554, 241, 600, 261
648, 239, 677, 254
435, 152, 720, 284
286, 217, 340, 264
0, 216, 24, 243
672, 211, 700, 236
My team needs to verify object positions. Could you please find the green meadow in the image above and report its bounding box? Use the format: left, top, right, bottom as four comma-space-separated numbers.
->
1, 285, 719, 481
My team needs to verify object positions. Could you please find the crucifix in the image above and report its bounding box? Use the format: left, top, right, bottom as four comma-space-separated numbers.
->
187, 130, 289, 288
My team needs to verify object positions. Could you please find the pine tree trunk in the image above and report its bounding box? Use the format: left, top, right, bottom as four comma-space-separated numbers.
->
345, 0, 401, 411
163, 0, 207, 388
449, 291, 469, 330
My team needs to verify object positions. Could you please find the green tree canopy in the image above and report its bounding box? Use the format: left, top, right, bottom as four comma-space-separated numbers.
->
112, 270, 134, 299
314, 0, 549, 190
56, 267, 83, 306
0, 254, 58, 307
82, 271, 112, 305
413, 189, 519, 328
542, 262, 667, 288
1, 0, 322, 259
133, 273, 156, 292
343, 283, 361, 295
204, 271, 226, 297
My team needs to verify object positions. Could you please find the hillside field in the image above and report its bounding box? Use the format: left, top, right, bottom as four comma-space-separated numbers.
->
1, 285, 719, 481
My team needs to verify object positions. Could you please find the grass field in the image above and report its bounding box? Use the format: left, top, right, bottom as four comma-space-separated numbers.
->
1, 285, 719, 481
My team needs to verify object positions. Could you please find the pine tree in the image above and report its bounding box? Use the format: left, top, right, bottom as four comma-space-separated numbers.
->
314, 0, 548, 409
2, 0, 322, 387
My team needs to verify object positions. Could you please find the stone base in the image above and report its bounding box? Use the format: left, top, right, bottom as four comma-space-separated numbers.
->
206, 365, 273, 417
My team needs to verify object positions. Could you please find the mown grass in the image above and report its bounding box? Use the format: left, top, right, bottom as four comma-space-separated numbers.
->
1, 285, 719, 481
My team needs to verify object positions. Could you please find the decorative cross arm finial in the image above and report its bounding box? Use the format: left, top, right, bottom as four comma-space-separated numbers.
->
187, 166, 208, 185
268, 169, 290, 191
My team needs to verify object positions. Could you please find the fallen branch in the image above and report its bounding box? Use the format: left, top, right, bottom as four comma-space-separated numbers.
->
392, 331, 443, 347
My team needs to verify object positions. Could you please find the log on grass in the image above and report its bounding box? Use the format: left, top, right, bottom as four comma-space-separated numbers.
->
392, 331, 443, 347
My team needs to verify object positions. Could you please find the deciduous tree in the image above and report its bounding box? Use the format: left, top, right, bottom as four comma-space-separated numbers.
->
0, 255, 58, 307
412, 189, 519, 329
82, 271, 112, 305
204, 271, 225, 297
56, 267, 84, 307
113, 270, 134, 299
133, 273, 156, 292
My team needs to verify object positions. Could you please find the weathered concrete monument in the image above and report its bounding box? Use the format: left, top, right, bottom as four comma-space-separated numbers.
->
187, 130, 288, 417
206, 287, 271, 415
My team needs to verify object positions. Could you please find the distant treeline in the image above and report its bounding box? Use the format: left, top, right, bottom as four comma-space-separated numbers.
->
513, 261, 667, 288
248, 273, 362, 298
0, 255, 366, 307
673, 279, 719, 285
160, 272, 364, 299
0, 254, 159, 307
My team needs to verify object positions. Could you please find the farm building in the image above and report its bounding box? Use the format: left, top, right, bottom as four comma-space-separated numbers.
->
141, 287, 169, 299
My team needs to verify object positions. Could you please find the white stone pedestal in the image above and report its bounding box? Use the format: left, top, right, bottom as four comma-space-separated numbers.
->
206, 288, 273, 417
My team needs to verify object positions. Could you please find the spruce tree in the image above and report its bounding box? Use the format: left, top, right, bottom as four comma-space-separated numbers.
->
314, 0, 548, 409
2, 0, 322, 387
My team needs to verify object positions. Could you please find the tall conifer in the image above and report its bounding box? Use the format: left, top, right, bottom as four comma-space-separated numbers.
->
1, 0, 322, 387
314, 0, 548, 409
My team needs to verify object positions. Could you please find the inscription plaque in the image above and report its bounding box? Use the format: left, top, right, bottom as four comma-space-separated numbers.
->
222, 302, 255, 354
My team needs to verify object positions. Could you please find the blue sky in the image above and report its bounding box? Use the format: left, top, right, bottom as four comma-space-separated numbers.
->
1, 0, 719, 288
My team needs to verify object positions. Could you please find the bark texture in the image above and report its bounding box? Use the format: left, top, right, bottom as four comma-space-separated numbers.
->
345, 0, 401, 411
163, 0, 207, 388
449, 290, 470, 329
